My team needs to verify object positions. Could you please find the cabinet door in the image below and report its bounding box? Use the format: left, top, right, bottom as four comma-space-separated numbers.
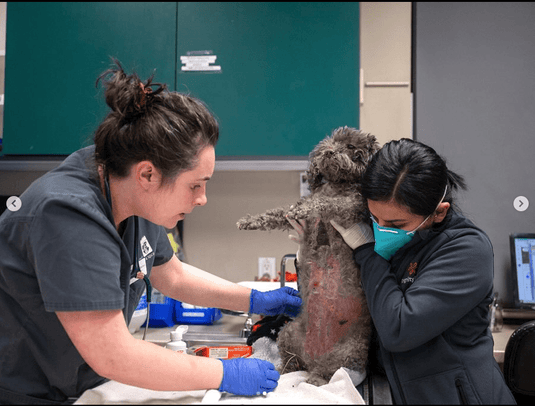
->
3, 2, 177, 155
176, 2, 360, 157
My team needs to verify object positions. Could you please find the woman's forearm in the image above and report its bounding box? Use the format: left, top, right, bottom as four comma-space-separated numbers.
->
151, 257, 252, 313
102, 335, 225, 391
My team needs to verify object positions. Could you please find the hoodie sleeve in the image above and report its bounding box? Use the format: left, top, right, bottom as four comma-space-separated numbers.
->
353, 229, 494, 352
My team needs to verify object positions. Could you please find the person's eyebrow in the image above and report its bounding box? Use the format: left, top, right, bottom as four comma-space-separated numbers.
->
370, 213, 407, 223
386, 217, 408, 223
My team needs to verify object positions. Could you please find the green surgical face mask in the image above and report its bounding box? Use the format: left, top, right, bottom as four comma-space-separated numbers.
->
371, 215, 429, 260
371, 186, 447, 261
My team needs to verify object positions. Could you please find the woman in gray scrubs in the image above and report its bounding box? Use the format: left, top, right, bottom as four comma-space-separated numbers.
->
0, 60, 301, 404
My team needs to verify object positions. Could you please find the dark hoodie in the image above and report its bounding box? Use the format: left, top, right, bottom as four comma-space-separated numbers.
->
354, 210, 515, 404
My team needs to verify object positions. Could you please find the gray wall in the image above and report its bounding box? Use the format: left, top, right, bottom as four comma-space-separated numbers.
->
414, 2, 535, 306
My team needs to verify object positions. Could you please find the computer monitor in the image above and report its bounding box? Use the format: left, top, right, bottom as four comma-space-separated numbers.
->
510, 233, 535, 310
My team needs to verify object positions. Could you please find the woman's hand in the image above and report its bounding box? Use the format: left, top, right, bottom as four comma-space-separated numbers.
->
249, 287, 302, 317
286, 216, 306, 264
219, 358, 280, 396
330, 220, 375, 250
286, 216, 305, 245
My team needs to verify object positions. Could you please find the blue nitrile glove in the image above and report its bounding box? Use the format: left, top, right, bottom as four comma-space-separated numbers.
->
219, 358, 280, 396
249, 286, 302, 317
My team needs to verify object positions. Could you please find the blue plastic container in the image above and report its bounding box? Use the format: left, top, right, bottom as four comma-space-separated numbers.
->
142, 296, 175, 328
174, 301, 222, 325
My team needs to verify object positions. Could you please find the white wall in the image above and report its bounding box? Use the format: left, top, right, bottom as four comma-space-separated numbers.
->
360, 2, 412, 143
0, 2, 5, 53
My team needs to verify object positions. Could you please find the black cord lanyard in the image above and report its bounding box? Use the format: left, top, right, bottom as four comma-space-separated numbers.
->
134, 215, 152, 340
104, 173, 151, 335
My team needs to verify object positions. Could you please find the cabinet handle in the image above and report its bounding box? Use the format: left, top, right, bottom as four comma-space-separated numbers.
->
365, 82, 410, 87
359, 69, 410, 106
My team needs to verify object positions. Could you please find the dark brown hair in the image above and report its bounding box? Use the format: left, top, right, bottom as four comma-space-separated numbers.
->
362, 138, 467, 216
94, 58, 219, 187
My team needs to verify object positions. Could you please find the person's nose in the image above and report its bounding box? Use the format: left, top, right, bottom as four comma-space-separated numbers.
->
194, 187, 207, 207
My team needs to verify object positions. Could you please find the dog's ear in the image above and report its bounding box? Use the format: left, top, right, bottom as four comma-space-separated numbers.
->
367, 133, 381, 154
368, 136, 382, 164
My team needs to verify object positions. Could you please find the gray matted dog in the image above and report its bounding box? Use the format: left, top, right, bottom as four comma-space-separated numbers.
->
237, 126, 380, 385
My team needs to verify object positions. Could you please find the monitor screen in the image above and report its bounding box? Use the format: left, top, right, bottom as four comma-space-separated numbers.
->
510, 233, 535, 309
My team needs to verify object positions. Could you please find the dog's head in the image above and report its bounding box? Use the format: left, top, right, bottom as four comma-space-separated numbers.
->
306, 127, 380, 192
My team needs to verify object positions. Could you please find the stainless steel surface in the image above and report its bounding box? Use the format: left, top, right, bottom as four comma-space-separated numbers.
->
132, 313, 260, 347
240, 314, 254, 338
183, 332, 248, 347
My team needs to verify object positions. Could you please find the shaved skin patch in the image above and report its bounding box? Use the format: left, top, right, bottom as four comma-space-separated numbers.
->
304, 254, 363, 360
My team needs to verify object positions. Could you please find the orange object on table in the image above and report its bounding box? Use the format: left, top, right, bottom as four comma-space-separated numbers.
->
191, 345, 252, 359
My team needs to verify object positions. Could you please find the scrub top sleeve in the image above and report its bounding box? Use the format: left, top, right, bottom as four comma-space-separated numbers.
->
29, 197, 124, 312
153, 225, 174, 267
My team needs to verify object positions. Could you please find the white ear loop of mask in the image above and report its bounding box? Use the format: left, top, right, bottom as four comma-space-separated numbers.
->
433, 185, 448, 217
408, 184, 448, 234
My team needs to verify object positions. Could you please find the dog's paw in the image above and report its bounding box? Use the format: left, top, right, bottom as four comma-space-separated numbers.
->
236, 214, 277, 231
306, 374, 329, 387
236, 216, 250, 230
278, 354, 303, 375
236, 215, 261, 230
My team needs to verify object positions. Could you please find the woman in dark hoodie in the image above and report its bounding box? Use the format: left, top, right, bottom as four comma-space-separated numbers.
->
328, 138, 515, 404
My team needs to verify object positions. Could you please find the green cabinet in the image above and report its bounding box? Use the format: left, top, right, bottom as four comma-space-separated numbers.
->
3, 2, 359, 157
176, 2, 360, 157
3, 2, 177, 155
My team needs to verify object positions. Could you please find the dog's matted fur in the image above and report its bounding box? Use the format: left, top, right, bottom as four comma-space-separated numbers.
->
237, 126, 380, 385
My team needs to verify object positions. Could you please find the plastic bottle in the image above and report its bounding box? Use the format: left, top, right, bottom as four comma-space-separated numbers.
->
165, 325, 189, 353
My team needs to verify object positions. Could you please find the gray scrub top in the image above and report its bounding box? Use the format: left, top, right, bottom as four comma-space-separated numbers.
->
0, 146, 174, 404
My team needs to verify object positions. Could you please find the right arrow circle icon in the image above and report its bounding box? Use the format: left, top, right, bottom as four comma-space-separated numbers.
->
513, 196, 529, 212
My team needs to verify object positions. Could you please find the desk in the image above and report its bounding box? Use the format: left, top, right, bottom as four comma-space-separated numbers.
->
135, 316, 516, 371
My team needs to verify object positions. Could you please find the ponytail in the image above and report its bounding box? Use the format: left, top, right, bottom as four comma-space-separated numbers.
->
93, 58, 219, 186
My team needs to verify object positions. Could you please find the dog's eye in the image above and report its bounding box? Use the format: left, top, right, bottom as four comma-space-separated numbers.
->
347, 144, 356, 150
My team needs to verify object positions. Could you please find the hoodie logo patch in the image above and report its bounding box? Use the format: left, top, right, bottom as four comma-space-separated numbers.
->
401, 262, 418, 285
407, 262, 418, 277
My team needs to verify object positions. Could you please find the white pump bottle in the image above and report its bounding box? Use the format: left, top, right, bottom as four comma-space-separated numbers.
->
165, 325, 188, 353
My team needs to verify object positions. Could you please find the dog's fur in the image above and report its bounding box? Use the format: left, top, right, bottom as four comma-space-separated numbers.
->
237, 127, 380, 385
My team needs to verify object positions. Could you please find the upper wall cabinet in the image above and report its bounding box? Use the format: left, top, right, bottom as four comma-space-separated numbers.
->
175, 3, 360, 157
3, 2, 177, 155
2, 2, 360, 157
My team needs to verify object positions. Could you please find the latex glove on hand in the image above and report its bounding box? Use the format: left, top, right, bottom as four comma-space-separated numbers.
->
250, 287, 301, 317
219, 358, 280, 396
286, 216, 306, 264
286, 216, 305, 245
330, 220, 375, 250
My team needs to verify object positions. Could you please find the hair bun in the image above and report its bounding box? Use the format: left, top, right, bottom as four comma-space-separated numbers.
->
96, 58, 165, 122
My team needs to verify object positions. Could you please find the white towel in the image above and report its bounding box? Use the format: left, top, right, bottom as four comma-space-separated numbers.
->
75, 367, 365, 404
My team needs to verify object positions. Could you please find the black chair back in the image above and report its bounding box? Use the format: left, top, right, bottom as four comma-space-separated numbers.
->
503, 320, 535, 404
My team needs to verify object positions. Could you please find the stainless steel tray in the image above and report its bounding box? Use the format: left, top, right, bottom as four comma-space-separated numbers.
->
182, 332, 248, 347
